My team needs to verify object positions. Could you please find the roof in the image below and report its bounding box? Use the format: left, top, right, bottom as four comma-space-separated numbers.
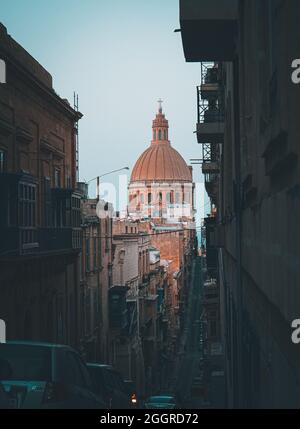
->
130, 108, 192, 183
131, 143, 192, 183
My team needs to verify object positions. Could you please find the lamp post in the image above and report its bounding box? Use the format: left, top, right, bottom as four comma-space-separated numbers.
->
87, 166, 129, 201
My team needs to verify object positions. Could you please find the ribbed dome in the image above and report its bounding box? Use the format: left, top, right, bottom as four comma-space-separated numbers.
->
131, 142, 192, 183
130, 104, 192, 183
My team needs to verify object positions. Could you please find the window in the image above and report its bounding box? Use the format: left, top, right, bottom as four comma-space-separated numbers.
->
19, 183, 36, 228
164, 130, 167, 140
93, 237, 97, 270
158, 130, 162, 140
153, 130, 156, 140
166, 192, 171, 204
60, 352, 88, 388
0, 344, 51, 381
54, 168, 61, 188
148, 193, 152, 204
0, 149, 6, 173
44, 177, 51, 227
72, 195, 81, 227
175, 192, 181, 204
85, 238, 90, 272
140, 194, 144, 204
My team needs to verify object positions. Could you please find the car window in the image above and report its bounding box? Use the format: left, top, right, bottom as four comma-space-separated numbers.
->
60, 351, 87, 388
87, 366, 106, 397
0, 344, 51, 381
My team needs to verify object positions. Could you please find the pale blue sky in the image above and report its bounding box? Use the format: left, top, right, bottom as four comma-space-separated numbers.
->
1, 0, 208, 220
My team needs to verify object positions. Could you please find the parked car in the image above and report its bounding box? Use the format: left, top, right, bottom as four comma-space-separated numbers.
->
144, 395, 177, 409
0, 341, 105, 409
87, 363, 131, 409
0, 358, 13, 408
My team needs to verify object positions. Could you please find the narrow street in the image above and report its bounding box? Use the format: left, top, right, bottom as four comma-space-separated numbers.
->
172, 256, 205, 408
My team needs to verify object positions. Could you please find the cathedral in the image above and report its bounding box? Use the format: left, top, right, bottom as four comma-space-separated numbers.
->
128, 101, 195, 222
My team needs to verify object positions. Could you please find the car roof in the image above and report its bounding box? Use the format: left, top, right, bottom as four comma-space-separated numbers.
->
87, 363, 113, 369
3, 341, 73, 350
148, 395, 175, 400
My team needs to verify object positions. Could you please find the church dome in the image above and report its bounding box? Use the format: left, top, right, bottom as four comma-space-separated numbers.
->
130, 102, 192, 183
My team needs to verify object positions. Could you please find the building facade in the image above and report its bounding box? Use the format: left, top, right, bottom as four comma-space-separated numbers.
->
79, 192, 113, 363
0, 24, 82, 347
180, 0, 300, 408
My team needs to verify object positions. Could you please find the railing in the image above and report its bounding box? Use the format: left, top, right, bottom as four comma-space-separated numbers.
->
0, 226, 81, 258
39, 227, 81, 252
197, 87, 224, 125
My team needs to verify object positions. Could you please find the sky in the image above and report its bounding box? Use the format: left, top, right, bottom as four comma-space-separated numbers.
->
1, 0, 208, 222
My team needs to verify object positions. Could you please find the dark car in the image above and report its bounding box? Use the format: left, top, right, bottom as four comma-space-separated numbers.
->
0, 341, 105, 409
0, 382, 11, 409
144, 395, 177, 409
87, 363, 130, 409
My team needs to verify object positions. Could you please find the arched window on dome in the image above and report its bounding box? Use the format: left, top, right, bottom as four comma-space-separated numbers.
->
153, 130, 156, 140
164, 130, 167, 140
158, 129, 162, 140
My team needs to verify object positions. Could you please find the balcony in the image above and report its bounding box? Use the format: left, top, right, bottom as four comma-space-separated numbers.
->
180, 0, 238, 62
39, 228, 81, 253
200, 64, 221, 100
0, 227, 81, 258
204, 174, 219, 205
197, 90, 224, 144
203, 280, 219, 306
202, 161, 220, 175
0, 227, 38, 257
109, 285, 130, 330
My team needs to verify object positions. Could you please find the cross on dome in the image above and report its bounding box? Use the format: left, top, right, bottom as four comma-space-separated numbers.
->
158, 98, 163, 113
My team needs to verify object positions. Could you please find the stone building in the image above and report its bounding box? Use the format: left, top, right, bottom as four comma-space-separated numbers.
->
180, 0, 300, 408
128, 104, 197, 350
0, 24, 82, 347
128, 102, 195, 222
110, 217, 170, 395
79, 191, 113, 363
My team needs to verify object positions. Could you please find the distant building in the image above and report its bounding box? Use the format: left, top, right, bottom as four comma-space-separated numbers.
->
128, 102, 196, 222
127, 103, 198, 360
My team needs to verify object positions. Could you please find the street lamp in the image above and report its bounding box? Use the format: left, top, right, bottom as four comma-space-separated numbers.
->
87, 166, 129, 200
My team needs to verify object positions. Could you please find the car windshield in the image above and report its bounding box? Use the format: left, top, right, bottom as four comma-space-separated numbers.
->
0, 344, 52, 381
148, 396, 175, 403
